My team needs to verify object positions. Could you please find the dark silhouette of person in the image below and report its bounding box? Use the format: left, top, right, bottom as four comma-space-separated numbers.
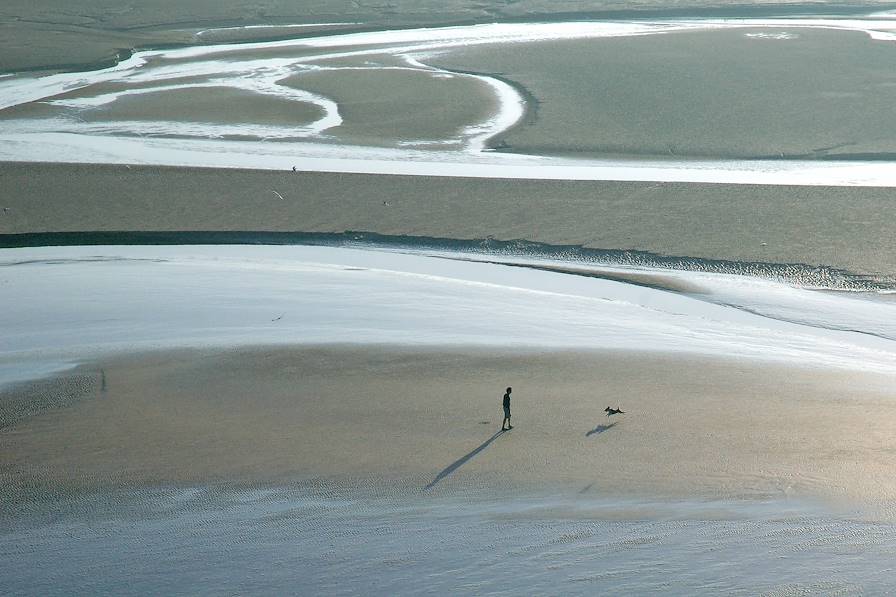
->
502, 387, 513, 430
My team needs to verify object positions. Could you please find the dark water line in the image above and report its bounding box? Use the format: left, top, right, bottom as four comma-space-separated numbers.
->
1, 229, 893, 292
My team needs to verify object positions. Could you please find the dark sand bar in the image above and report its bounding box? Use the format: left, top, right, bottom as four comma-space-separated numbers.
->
436, 28, 896, 160
4, 161, 896, 277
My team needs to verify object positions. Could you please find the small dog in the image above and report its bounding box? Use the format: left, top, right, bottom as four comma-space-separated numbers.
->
605, 406, 625, 417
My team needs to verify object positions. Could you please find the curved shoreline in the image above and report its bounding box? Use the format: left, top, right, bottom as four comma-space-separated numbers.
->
426, 63, 541, 151
7, 15, 896, 173
1, 229, 892, 292
4, 2, 892, 75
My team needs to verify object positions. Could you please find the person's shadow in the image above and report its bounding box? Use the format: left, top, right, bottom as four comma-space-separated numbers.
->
425, 429, 506, 490
585, 422, 617, 437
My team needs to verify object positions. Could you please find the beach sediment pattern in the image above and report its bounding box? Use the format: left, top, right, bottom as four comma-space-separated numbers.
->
5, 17, 896, 183
7, 6, 896, 594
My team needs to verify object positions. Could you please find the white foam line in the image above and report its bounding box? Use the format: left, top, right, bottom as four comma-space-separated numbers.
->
149, 18, 896, 64
0, 22, 697, 125
3, 118, 330, 141
195, 22, 361, 37
163, 21, 683, 60
3, 18, 893, 111
2, 132, 895, 186
698, 17, 896, 35
4, 16, 896, 183
43, 80, 262, 108
41, 70, 342, 138
0, 52, 152, 111
460, 73, 526, 153
402, 54, 526, 153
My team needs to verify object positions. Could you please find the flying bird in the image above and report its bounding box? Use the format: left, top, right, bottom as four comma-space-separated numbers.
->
270, 190, 285, 200
605, 406, 625, 417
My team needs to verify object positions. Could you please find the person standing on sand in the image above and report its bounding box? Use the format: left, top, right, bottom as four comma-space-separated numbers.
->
501, 387, 513, 431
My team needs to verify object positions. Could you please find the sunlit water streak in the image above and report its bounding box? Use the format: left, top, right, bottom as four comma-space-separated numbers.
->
4, 17, 896, 184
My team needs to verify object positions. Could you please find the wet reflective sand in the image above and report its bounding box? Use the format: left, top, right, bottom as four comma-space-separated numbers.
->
4, 346, 896, 503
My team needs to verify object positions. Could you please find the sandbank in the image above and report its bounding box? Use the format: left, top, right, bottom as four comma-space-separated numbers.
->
3, 345, 895, 509
3, 1, 878, 73
75, 86, 325, 128
433, 27, 896, 159
281, 68, 498, 148
4, 162, 896, 278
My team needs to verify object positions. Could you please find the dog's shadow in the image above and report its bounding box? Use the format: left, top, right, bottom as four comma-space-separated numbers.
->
585, 422, 617, 437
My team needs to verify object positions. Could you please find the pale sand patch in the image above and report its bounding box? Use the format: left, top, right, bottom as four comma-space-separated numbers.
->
4, 162, 896, 277
3, 346, 896, 506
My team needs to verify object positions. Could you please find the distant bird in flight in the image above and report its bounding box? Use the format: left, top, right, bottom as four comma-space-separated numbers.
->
271, 190, 285, 200
271, 314, 283, 322
605, 406, 625, 418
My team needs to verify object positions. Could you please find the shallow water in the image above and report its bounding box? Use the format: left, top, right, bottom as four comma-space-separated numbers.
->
3, 485, 895, 595
5, 16, 896, 184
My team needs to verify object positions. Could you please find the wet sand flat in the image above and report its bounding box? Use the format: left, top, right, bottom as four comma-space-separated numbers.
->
434, 27, 896, 159
281, 68, 498, 147
4, 162, 896, 277
74, 86, 326, 128
2, 0, 863, 73
3, 346, 896, 506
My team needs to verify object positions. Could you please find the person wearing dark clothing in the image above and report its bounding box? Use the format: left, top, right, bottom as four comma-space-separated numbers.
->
501, 387, 513, 431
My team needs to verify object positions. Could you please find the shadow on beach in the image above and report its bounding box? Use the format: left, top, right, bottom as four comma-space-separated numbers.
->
425, 430, 506, 490
586, 422, 617, 437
